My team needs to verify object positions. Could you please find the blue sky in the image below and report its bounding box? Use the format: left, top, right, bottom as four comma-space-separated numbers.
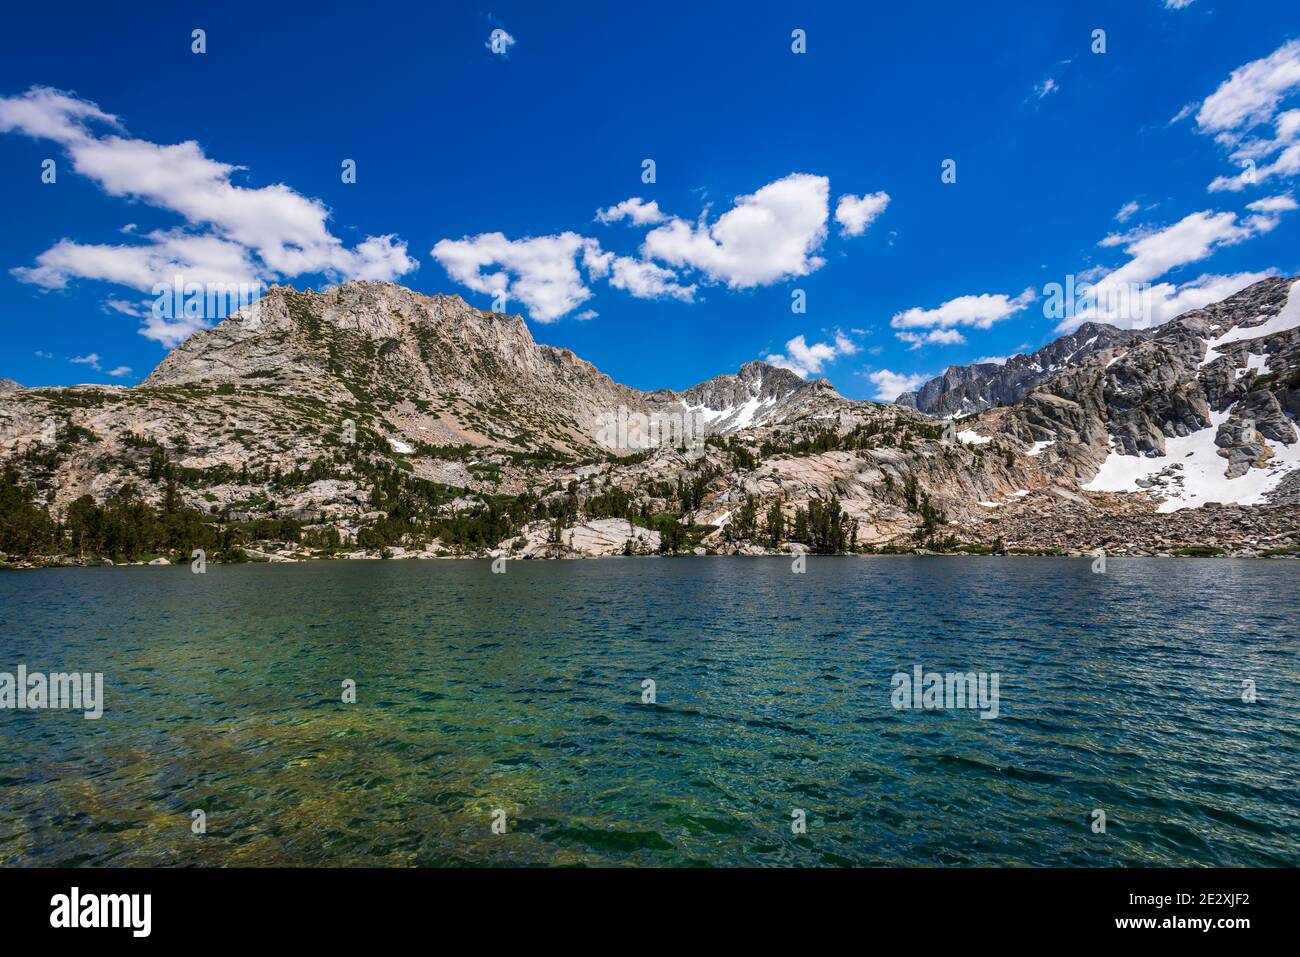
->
2, 0, 1299, 400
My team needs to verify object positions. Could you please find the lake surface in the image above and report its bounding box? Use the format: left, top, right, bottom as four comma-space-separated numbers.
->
1, 557, 1297, 867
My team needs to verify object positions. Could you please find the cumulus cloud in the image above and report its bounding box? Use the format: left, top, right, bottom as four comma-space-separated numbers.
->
432, 173, 878, 320
606, 256, 696, 302
0, 85, 417, 342
891, 289, 1035, 333
430, 231, 604, 323
834, 191, 890, 237
595, 197, 667, 226
107, 366, 132, 378
764, 331, 858, 379
640, 173, 830, 288
863, 369, 932, 402
15, 230, 261, 293
69, 353, 102, 371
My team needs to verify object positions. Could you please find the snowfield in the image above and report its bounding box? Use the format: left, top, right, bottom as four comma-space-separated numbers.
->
684, 390, 791, 432
1083, 407, 1300, 512
1200, 279, 1300, 366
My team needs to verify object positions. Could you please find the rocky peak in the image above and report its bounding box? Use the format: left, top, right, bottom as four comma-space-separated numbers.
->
896, 321, 1148, 417
0, 378, 21, 392
643, 359, 839, 434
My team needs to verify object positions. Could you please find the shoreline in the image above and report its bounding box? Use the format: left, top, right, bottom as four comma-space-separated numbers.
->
4, 548, 1297, 570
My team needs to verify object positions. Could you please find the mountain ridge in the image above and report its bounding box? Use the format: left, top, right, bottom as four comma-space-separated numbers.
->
2, 276, 1298, 563
895, 321, 1149, 417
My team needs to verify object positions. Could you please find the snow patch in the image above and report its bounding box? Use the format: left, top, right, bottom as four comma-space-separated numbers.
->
685, 390, 790, 433
1026, 440, 1056, 457
1235, 353, 1269, 379
389, 438, 414, 454
1200, 279, 1300, 366
1083, 406, 1300, 511
956, 430, 991, 445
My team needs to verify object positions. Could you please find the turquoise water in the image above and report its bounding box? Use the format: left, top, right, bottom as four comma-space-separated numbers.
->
0, 557, 1297, 866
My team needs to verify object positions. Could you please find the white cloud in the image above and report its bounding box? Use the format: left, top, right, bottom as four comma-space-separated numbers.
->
863, 369, 931, 402
640, 173, 829, 288
595, 197, 667, 226
1034, 78, 1059, 99
430, 231, 603, 323
1141, 271, 1277, 325
765, 331, 857, 379
891, 289, 1035, 332
1196, 39, 1300, 136
107, 366, 132, 378
607, 256, 696, 302
15, 230, 261, 292
1246, 193, 1299, 213
974, 355, 1010, 366
69, 354, 102, 371
1095, 208, 1281, 291
1061, 270, 1275, 334
1114, 200, 1141, 223
1225, 108, 1300, 162
0, 86, 417, 310
1164, 0, 1195, 9
1208, 140, 1300, 192
433, 173, 880, 320
895, 328, 967, 349
0, 86, 119, 141
101, 298, 148, 317
834, 191, 890, 237
1056, 205, 1289, 332
140, 311, 211, 349
1190, 41, 1300, 193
